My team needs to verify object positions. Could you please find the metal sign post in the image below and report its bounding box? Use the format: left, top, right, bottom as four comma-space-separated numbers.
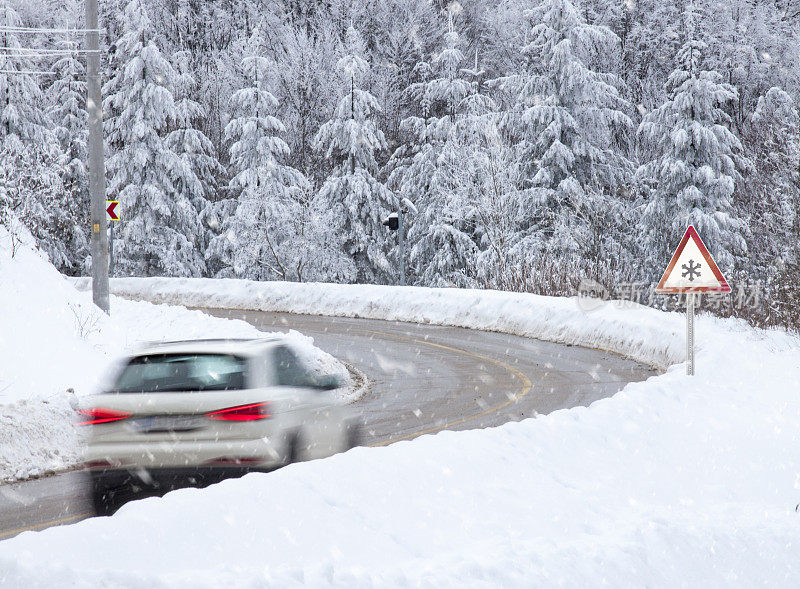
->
382, 203, 414, 287
109, 222, 114, 277
655, 226, 730, 376
686, 293, 695, 376
398, 207, 405, 287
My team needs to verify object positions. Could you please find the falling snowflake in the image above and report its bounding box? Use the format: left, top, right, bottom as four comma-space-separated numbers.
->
682, 259, 702, 281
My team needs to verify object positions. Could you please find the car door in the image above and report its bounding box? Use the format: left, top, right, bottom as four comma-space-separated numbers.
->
271, 345, 335, 459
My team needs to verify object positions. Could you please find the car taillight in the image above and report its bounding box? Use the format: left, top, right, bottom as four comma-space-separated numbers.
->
204, 457, 264, 466
83, 459, 128, 469
205, 402, 270, 422
76, 407, 132, 426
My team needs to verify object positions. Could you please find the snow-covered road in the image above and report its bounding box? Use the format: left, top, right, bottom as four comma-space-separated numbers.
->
0, 308, 652, 540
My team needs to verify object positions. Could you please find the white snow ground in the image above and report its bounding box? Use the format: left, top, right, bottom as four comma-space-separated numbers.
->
0, 277, 787, 586
0, 231, 348, 482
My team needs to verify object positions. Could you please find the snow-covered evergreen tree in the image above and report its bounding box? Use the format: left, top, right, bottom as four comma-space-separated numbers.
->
273, 21, 340, 183
168, 49, 222, 260
389, 13, 480, 286
1, 0, 800, 322
431, 99, 523, 289
47, 48, 90, 273
313, 26, 393, 283
104, 0, 205, 276
0, 3, 69, 269
637, 38, 746, 271
0, 3, 43, 222
744, 87, 799, 268
744, 86, 800, 327
206, 24, 311, 281
501, 0, 633, 271
168, 50, 222, 204
405, 6, 470, 121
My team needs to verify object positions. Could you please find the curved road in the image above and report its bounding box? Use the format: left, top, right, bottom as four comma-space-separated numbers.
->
0, 310, 655, 540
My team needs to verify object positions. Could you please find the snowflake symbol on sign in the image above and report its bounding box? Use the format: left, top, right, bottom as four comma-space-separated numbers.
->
682, 259, 702, 282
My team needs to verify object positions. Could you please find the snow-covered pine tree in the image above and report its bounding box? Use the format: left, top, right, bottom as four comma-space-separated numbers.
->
104, 0, 206, 277
431, 96, 522, 290
0, 2, 69, 269
744, 86, 800, 328
365, 0, 441, 148
407, 12, 471, 121
206, 23, 311, 282
273, 21, 341, 184
502, 0, 633, 276
313, 26, 393, 283
637, 38, 746, 271
47, 47, 90, 273
744, 87, 799, 270
168, 50, 223, 261
168, 50, 221, 204
0, 2, 41, 224
388, 12, 477, 286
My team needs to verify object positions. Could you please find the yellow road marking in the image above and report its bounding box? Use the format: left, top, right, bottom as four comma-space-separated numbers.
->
0, 512, 92, 541
361, 329, 533, 447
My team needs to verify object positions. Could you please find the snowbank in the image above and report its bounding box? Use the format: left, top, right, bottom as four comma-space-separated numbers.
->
7, 277, 789, 586
1, 306, 799, 586
73, 276, 684, 369
0, 231, 348, 482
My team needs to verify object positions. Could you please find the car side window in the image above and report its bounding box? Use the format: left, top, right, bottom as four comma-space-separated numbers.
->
272, 345, 317, 388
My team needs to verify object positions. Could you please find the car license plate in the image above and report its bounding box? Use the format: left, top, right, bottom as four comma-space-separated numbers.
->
132, 416, 203, 433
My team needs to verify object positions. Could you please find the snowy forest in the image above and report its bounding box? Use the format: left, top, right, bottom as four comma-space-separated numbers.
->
1, 0, 799, 327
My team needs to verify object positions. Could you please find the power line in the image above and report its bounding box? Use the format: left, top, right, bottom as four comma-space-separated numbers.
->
0, 55, 80, 60
0, 69, 56, 75
0, 46, 78, 52
0, 26, 104, 34
0, 47, 99, 54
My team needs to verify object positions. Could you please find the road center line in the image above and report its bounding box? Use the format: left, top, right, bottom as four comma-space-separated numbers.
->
0, 511, 92, 541
359, 329, 534, 447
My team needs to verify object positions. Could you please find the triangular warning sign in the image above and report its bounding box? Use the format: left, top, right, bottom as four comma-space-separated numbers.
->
656, 226, 731, 293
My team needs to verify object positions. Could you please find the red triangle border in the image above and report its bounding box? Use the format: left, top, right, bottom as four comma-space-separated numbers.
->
655, 225, 731, 294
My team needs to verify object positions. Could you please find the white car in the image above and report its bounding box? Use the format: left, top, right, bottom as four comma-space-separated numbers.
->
78, 337, 359, 514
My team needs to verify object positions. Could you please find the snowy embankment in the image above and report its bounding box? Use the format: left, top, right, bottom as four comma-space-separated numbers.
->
73, 276, 683, 369
8, 277, 790, 586
0, 232, 348, 483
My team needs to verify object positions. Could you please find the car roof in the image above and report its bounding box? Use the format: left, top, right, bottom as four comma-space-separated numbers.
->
132, 337, 285, 357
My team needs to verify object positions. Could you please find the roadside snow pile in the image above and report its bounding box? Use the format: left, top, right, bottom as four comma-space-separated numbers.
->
12, 278, 794, 586
1, 311, 799, 586
73, 277, 684, 369
0, 230, 348, 482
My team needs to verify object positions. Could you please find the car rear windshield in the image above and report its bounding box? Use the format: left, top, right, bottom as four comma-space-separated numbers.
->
110, 354, 247, 393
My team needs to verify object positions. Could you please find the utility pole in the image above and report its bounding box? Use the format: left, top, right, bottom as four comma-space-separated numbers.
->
398, 207, 405, 287
86, 0, 108, 313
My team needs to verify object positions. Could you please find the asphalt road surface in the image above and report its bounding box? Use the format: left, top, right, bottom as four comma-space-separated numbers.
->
0, 310, 655, 541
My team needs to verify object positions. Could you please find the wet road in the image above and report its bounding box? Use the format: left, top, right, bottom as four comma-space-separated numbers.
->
0, 310, 655, 540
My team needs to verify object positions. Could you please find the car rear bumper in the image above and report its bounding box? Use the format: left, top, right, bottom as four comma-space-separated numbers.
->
89, 465, 270, 490
84, 436, 284, 471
